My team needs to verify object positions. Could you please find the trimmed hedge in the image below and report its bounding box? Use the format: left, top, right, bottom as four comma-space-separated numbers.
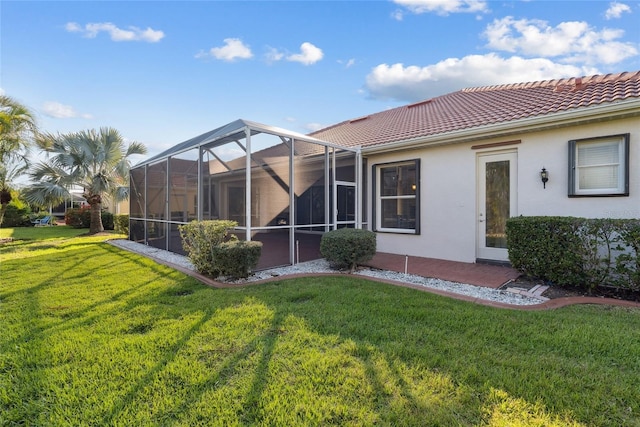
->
114, 214, 129, 235
320, 228, 376, 272
178, 220, 238, 277
507, 216, 640, 292
65, 208, 114, 230
212, 240, 263, 279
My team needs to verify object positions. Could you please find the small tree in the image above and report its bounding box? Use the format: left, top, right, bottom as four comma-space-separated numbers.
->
24, 128, 146, 234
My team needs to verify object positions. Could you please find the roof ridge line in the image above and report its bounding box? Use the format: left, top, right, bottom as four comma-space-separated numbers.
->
461, 71, 640, 93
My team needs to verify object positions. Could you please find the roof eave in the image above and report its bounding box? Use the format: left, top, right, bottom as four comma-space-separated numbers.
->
361, 98, 640, 155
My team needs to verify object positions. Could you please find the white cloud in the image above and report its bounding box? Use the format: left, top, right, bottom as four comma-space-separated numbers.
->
65, 22, 82, 33
365, 54, 594, 102
393, 0, 489, 16
605, 2, 632, 19
65, 21, 164, 42
265, 46, 285, 63
338, 58, 356, 68
484, 16, 638, 65
391, 9, 405, 21
287, 42, 324, 65
0, 88, 5, 96
42, 101, 93, 119
196, 38, 253, 62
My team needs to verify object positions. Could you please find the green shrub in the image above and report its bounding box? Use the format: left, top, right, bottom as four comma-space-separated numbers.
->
320, 228, 376, 272
65, 208, 114, 230
212, 240, 263, 279
506, 216, 585, 287
507, 216, 640, 292
101, 211, 114, 230
179, 220, 238, 277
613, 220, 640, 290
114, 214, 129, 235
1, 204, 32, 228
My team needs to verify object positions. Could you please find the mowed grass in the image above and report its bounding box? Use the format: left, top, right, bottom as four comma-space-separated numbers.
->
1, 228, 640, 426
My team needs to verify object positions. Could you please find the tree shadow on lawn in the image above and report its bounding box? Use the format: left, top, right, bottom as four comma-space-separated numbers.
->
131, 309, 287, 425
0, 236, 125, 261
0, 245, 182, 347
1, 241, 200, 346
98, 284, 587, 425
234, 279, 619, 426
0, 247, 98, 424
99, 307, 218, 425
1, 243, 206, 424
3, 243, 615, 425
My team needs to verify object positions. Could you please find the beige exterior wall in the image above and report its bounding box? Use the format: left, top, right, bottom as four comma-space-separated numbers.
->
364, 116, 640, 263
101, 197, 130, 215
114, 200, 130, 215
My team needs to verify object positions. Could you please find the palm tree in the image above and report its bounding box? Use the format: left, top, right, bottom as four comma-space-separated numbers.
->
0, 95, 38, 225
24, 127, 147, 234
0, 95, 37, 163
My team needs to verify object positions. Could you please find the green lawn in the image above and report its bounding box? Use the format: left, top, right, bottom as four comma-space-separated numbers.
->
1, 227, 639, 426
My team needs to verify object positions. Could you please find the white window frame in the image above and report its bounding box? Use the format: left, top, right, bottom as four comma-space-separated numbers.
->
569, 134, 630, 197
374, 159, 420, 234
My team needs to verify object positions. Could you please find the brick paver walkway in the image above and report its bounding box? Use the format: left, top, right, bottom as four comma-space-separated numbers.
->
364, 252, 521, 288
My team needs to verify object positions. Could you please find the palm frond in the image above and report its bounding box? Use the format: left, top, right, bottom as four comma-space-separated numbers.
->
126, 141, 148, 157
29, 161, 76, 187
34, 131, 58, 151
113, 185, 130, 203
114, 159, 131, 181
0, 96, 38, 164
23, 182, 70, 207
0, 158, 30, 189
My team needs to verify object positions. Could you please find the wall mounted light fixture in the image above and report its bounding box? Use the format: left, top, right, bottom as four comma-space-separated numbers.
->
540, 167, 549, 189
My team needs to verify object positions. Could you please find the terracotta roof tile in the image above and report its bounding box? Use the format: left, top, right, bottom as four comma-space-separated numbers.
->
310, 71, 640, 148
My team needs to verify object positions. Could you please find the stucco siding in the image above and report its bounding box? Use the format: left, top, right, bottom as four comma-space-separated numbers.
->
516, 117, 639, 219
366, 143, 479, 263
365, 115, 640, 264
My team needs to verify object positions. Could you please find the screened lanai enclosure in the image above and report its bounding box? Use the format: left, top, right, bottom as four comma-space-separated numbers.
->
129, 119, 363, 270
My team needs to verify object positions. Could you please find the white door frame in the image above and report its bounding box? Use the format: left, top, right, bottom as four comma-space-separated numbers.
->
476, 150, 518, 262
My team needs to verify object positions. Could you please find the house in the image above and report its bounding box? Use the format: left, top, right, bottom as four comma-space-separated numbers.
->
129, 71, 640, 268
50, 189, 127, 220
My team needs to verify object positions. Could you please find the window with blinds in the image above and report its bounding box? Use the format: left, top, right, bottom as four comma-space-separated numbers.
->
569, 134, 629, 196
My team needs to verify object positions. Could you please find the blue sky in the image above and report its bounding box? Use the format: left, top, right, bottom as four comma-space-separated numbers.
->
2, 0, 639, 161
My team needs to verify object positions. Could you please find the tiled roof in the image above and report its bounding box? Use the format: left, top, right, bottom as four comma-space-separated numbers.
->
310, 71, 640, 149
